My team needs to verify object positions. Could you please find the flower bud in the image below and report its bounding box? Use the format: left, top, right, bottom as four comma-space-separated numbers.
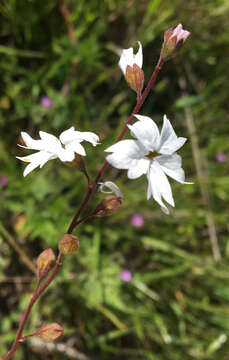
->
119, 41, 144, 97
58, 234, 79, 255
125, 64, 144, 97
161, 24, 190, 60
35, 323, 63, 342
37, 248, 55, 280
95, 195, 122, 217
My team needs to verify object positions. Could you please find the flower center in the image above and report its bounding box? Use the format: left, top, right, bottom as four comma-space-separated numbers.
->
146, 151, 159, 160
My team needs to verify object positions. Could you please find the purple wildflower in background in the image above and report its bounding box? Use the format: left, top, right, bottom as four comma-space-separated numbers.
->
216, 153, 227, 163
41, 95, 52, 108
120, 269, 132, 282
0, 175, 8, 188
131, 213, 144, 227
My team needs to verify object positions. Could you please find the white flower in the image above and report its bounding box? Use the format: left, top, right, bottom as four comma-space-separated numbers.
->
105, 115, 191, 214
119, 41, 143, 75
17, 127, 99, 177
98, 181, 123, 198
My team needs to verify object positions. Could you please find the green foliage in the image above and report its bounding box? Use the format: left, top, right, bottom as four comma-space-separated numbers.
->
1, 0, 229, 359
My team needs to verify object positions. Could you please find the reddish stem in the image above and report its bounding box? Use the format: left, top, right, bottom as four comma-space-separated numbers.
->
59, 0, 75, 44
3, 279, 41, 360
3, 55, 163, 360
3, 254, 62, 360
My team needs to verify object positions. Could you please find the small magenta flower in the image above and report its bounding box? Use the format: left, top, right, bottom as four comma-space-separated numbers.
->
131, 213, 144, 227
120, 269, 132, 282
216, 153, 227, 163
41, 95, 52, 108
0, 175, 8, 188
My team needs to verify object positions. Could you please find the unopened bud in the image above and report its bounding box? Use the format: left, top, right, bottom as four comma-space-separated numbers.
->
37, 248, 55, 280
35, 323, 63, 342
125, 64, 144, 97
59, 234, 79, 255
95, 195, 122, 217
162, 24, 190, 60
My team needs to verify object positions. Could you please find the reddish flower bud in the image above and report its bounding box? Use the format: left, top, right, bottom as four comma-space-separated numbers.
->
125, 64, 144, 98
95, 195, 122, 217
37, 248, 55, 280
35, 323, 63, 342
58, 234, 79, 255
162, 24, 190, 60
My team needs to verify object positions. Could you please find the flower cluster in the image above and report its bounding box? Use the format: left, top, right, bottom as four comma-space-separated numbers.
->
17, 24, 191, 214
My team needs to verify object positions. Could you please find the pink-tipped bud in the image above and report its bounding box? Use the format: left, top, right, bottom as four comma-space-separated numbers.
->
37, 248, 55, 280
95, 195, 122, 217
58, 234, 79, 255
125, 64, 144, 98
162, 24, 190, 60
35, 323, 63, 342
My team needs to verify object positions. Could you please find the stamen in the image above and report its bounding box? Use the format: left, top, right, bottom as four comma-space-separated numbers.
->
146, 151, 159, 160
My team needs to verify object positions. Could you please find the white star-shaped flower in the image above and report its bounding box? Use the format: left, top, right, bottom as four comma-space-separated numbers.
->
17, 127, 99, 177
105, 115, 191, 214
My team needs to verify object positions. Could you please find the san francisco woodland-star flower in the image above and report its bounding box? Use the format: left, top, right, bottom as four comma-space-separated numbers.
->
105, 115, 191, 214
17, 127, 99, 177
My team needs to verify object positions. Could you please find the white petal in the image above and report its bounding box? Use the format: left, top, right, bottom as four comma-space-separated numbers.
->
105, 140, 145, 169
134, 41, 143, 69
105, 139, 143, 157
127, 158, 150, 179
129, 115, 160, 151
20, 132, 44, 150
118, 47, 134, 74
39, 131, 61, 152
39, 131, 59, 143
159, 115, 187, 154
59, 127, 76, 145
106, 152, 137, 170
157, 154, 192, 184
147, 161, 175, 213
76, 131, 100, 146
65, 141, 86, 156
157, 153, 182, 169
17, 151, 54, 176
23, 162, 40, 177
57, 148, 75, 162
17, 151, 50, 164
99, 181, 123, 198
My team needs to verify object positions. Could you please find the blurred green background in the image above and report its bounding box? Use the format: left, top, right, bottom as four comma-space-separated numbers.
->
1, 0, 229, 359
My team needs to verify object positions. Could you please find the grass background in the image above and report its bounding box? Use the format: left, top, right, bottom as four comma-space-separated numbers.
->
1, 0, 229, 359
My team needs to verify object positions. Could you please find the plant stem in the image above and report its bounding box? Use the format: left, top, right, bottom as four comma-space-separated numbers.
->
3, 279, 41, 360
